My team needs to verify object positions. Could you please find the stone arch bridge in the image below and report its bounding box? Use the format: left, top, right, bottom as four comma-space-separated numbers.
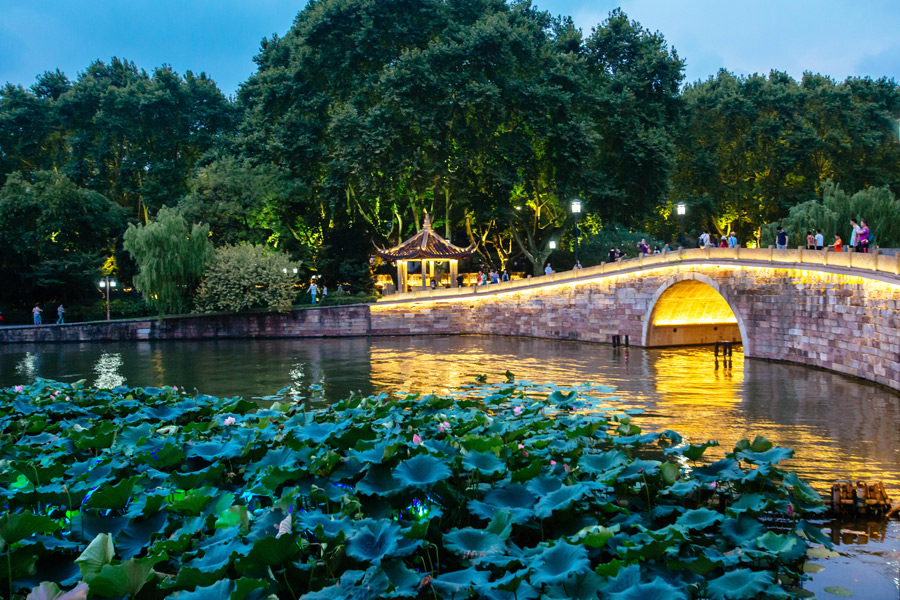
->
372, 246, 900, 392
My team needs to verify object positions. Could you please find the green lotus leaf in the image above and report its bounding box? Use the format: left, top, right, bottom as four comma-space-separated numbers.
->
355, 464, 404, 496
720, 516, 766, 546
823, 586, 854, 597
469, 484, 536, 523
783, 472, 824, 505
294, 421, 340, 444
547, 390, 577, 405
393, 454, 451, 489
116, 511, 168, 560
707, 568, 773, 600
75, 533, 114, 582
534, 484, 589, 518
608, 577, 687, 600
443, 528, 506, 558
525, 475, 562, 497
662, 480, 701, 497
188, 527, 251, 572
84, 476, 137, 510
674, 508, 723, 531
431, 567, 491, 600
617, 458, 661, 482
480, 582, 539, 600
569, 525, 615, 548
186, 439, 245, 461
726, 492, 770, 515
237, 533, 300, 569
25, 581, 89, 600
297, 511, 353, 539
167, 578, 234, 600
486, 510, 514, 540
679, 440, 719, 461
544, 572, 603, 600
381, 558, 422, 592
578, 450, 628, 474
529, 542, 590, 586
693, 458, 745, 482
87, 556, 158, 598
659, 462, 679, 485
795, 519, 832, 548
756, 531, 797, 554
0, 512, 61, 545
462, 451, 507, 476
346, 520, 403, 564
736, 446, 793, 465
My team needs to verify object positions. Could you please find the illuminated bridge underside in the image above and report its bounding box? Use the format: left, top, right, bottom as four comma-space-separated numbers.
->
647, 280, 741, 347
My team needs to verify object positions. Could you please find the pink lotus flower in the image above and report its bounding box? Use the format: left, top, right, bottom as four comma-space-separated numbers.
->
523, 451, 529, 457
14, 385, 23, 392
438, 421, 450, 433
65, 396, 70, 401
787, 504, 794, 516
513, 406, 523, 416
518, 443, 524, 450
223, 416, 236, 426
550, 460, 557, 466
564, 464, 570, 473
413, 433, 422, 444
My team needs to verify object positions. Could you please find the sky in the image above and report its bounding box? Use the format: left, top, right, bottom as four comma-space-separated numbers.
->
1, 0, 899, 97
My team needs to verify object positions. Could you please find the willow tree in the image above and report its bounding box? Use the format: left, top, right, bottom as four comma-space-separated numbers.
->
123, 206, 214, 317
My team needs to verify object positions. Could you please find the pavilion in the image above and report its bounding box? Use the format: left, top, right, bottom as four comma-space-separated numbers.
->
376, 214, 475, 292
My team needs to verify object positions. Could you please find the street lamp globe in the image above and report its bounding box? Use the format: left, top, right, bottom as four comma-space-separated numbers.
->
549, 240, 557, 250
570, 199, 582, 214
676, 202, 686, 216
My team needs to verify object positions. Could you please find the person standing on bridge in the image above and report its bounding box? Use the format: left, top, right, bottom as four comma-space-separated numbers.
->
699, 230, 710, 248
728, 232, 738, 248
850, 219, 861, 250
776, 226, 788, 249
637, 239, 650, 255
857, 219, 870, 253
830, 233, 843, 252
815, 229, 824, 250
544, 263, 553, 276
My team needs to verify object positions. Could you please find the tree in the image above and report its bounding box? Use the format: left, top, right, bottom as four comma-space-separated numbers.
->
195, 244, 300, 313
123, 206, 214, 316
0, 171, 125, 305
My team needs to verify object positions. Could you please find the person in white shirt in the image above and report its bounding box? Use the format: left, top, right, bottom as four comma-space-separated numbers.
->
544, 263, 553, 276
814, 230, 824, 250
699, 230, 710, 248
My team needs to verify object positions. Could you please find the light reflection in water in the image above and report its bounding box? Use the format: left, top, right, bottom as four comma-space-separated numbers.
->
93, 352, 125, 389
15, 352, 37, 379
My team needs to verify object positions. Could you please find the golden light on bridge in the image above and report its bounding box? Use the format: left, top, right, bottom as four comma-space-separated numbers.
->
651, 280, 738, 326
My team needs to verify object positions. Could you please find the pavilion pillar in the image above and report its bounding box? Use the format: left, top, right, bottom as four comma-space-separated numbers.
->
398, 261, 408, 293
450, 260, 458, 287
421, 260, 428, 290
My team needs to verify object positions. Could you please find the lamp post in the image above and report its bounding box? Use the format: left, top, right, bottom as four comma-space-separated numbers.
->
548, 240, 557, 250
570, 199, 582, 264
676, 202, 686, 247
98, 276, 116, 321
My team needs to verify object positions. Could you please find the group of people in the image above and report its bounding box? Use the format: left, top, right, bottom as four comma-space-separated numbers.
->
775, 218, 869, 253
477, 268, 510, 285
307, 278, 328, 303
698, 231, 739, 248
30, 304, 65, 325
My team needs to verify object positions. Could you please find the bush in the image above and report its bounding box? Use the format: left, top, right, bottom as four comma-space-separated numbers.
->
195, 244, 301, 313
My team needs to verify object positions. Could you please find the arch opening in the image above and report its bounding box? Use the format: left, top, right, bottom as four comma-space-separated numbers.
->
645, 279, 743, 347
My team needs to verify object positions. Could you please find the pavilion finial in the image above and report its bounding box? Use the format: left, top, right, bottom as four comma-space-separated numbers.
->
422, 212, 433, 230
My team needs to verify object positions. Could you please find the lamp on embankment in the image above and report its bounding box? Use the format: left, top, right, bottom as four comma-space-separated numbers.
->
99, 276, 116, 321
676, 202, 686, 247
570, 199, 582, 264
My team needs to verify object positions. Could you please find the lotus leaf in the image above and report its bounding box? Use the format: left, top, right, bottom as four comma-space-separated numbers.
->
529, 542, 590, 586
167, 578, 234, 600
608, 577, 687, 600
430, 567, 491, 600
693, 458, 746, 482
706, 568, 774, 600
756, 531, 798, 554
469, 485, 536, 523
544, 571, 603, 600
662, 480, 700, 497
393, 454, 451, 489
534, 484, 589, 518
823, 585, 854, 596
461, 451, 507, 476
736, 446, 794, 465
720, 515, 766, 546
346, 520, 403, 564
74, 533, 114, 582
578, 450, 628, 474
87, 556, 157, 598
0, 513, 61, 545
679, 440, 719, 461
443, 528, 506, 558
24, 581, 89, 600
617, 459, 661, 483
674, 508, 723, 531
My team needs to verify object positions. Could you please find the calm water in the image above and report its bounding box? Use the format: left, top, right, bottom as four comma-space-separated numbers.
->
1, 335, 898, 598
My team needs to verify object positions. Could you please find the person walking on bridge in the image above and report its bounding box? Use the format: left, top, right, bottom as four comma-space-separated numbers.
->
776, 226, 788, 249
857, 219, 870, 253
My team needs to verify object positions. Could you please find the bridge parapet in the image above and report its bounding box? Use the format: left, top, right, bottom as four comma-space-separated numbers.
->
377, 246, 900, 305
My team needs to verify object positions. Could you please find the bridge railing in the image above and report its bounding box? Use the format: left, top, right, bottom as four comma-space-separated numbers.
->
377, 246, 900, 303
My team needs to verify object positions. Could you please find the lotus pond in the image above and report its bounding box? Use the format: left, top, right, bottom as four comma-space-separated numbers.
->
2, 377, 836, 599
1, 336, 899, 598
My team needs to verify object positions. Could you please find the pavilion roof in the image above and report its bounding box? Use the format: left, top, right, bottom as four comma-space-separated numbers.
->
376, 214, 475, 261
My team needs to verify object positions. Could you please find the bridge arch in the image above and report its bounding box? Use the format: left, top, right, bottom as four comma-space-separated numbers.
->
641, 272, 750, 351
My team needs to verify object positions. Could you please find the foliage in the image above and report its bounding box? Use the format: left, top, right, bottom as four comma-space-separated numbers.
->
761, 180, 900, 248
195, 244, 300, 313
0, 378, 828, 599
672, 71, 900, 244
123, 207, 214, 317
0, 171, 125, 305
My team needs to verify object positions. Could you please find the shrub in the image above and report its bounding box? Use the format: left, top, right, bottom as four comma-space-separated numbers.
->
195, 244, 300, 313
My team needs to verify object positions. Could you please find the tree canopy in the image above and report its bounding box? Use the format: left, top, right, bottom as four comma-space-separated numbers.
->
1, 0, 899, 313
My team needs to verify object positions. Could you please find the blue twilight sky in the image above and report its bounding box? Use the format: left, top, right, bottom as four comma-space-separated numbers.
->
1, 0, 899, 98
